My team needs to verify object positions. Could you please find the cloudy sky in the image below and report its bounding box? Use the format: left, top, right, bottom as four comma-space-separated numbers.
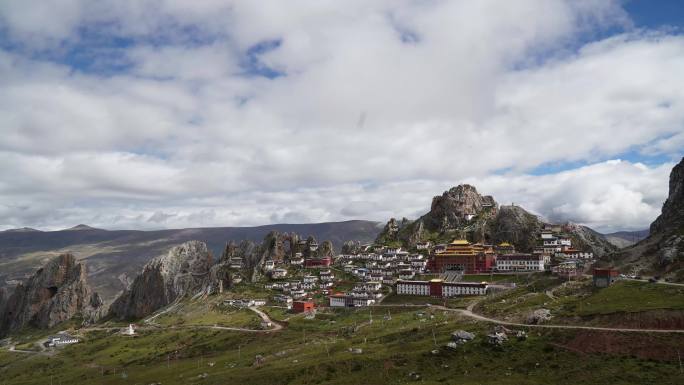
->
0, 0, 682, 233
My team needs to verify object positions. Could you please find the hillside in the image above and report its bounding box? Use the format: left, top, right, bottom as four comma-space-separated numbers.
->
0, 220, 380, 300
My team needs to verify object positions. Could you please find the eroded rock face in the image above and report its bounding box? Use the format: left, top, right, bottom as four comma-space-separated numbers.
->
109, 241, 213, 320
0, 254, 102, 336
606, 157, 684, 280
487, 205, 543, 253
341, 240, 362, 255
425, 185, 497, 231
651, 157, 684, 234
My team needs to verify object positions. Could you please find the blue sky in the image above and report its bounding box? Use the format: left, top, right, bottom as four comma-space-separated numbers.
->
0, 1, 682, 233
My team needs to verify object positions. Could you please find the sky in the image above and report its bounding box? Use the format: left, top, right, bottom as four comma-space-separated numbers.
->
0, 0, 682, 233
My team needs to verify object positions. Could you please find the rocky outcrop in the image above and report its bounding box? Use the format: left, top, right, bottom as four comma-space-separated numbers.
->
0, 254, 103, 336
651, 158, 684, 235
319, 240, 334, 258
487, 205, 543, 253
604, 157, 684, 281
341, 240, 362, 255
424, 185, 497, 231
109, 241, 213, 320
0, 287, 7, 319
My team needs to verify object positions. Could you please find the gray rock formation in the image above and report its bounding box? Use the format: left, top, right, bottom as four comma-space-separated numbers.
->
451, 330, 475, 343
487, 205, 543, 252
341, 240, 362, 255
0, 254, 103, 336
424, 185, 497, 231
527, 309, 552, 324
0, 287, 7, 319
651, 157, 684, 234
109, 241, 213, 320
604, 157, 684, 281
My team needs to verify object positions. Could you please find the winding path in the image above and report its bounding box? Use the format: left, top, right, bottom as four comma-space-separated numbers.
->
372, 302, 684, 334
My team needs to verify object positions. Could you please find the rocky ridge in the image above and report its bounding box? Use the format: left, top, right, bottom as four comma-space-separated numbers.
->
0, 254, 103, 337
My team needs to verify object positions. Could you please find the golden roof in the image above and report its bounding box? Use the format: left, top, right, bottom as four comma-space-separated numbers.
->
498, 242, 512, 247
450, 239, 470, 245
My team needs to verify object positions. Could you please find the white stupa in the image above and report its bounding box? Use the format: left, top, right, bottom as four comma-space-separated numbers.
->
125, 324, 135, 336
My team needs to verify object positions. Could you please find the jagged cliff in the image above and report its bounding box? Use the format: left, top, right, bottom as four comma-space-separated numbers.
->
0, 254, 103, 336
606, 157, 684, 280
109, 241, 213, 320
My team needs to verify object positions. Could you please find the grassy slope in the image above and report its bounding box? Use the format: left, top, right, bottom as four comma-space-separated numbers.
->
552, 280, 684, 317
2, 304, 684, 384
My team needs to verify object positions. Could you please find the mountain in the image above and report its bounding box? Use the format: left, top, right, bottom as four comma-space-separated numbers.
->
0, 254, 103, 337
376, 184, 616, 256
603, 229, 650, 248
2, 227, 42, 233
604, 157, 684, 280
63, 224, 102, 231
0, 220, 379, 300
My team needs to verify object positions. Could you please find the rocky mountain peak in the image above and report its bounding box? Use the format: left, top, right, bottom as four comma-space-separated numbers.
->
650, 157, 684, 235
426, 184, 498, 231
0, 254, 103, 336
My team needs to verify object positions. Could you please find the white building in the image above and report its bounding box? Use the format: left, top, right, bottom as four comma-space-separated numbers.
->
396, 280, 430, 296
328, 294, 376, 307
559, 250, 594, 260
396, 279, 488, 297
271, 268, 288, 279
263, 260, 275, 271
496, 254, 546, 272
354, 281, 382, 292
46, 334, 79, 347
303, 275, 318, 283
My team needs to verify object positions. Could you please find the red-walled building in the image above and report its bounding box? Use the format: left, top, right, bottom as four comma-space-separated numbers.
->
292, 300, 315, 313
430, 240, 495, 273
304, 256, 332, 268
593, 268, 619, 288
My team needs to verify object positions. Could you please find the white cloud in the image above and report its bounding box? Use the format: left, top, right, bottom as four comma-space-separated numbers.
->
0, 1, 681, 233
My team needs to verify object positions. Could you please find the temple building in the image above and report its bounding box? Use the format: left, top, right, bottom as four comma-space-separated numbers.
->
429, 239, 495, 273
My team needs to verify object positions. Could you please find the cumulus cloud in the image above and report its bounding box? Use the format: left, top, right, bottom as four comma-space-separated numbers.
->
0, 1, 681, 233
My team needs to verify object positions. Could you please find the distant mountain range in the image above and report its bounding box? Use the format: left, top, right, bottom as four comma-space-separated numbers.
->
0, 220, 381, 300
602, 229, 650, 248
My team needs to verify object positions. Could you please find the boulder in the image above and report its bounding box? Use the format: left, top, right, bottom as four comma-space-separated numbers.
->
527, 309, 552, 325
451, 330, 475, 342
